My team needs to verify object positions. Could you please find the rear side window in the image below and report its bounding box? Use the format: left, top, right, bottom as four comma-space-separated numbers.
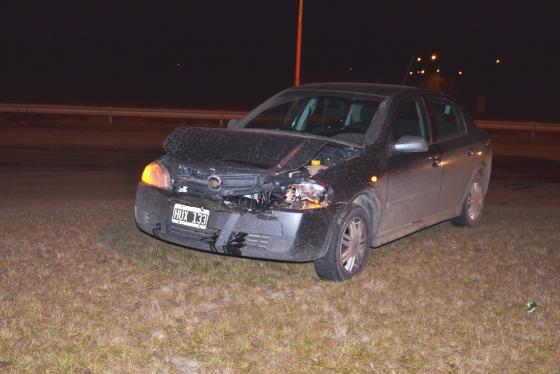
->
426, 99, 464, 142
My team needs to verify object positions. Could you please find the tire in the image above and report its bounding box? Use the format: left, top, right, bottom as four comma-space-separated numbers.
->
314, 205, 370, 281
452, 173, 485, 227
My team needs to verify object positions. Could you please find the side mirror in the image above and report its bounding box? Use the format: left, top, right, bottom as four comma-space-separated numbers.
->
227, 119, 239, 129
391, 135, 428, 154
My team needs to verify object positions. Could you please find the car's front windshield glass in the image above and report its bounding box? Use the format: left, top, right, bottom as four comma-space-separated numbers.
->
244, 96, 381, 137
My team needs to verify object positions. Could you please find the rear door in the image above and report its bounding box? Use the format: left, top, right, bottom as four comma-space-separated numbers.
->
380, 97, 442, 232
424, 97, 477, 212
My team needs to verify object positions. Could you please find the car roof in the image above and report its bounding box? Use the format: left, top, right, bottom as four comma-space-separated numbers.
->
288, 82, 435, 99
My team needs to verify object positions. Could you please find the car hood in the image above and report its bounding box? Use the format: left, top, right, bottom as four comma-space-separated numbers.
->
163, 127, 362, 173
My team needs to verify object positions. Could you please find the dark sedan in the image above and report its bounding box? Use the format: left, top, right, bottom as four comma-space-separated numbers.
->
135, 83, 492, 281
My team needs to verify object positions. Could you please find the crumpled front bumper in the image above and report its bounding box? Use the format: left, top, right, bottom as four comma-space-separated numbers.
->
134, 183, 344, 262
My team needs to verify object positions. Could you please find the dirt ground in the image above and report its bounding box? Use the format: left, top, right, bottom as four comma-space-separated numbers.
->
1, 118, 559, 373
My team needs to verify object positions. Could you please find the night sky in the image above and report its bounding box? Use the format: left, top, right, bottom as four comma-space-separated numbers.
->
1, 1, 559, 120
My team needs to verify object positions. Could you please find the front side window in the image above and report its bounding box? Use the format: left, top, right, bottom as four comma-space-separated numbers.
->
244, 96, 381, 137
392, 98, 429, 142
426, 98, 464, 142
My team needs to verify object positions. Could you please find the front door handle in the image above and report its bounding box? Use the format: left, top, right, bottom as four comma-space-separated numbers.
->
467, 149, 475, 157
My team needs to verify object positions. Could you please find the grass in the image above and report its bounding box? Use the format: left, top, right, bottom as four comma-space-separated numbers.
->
3, 112, 559, 372
1, 186, 560, 373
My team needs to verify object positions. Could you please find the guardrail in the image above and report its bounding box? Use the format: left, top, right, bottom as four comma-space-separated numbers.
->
0, 103, 246, 125
475, 120, 560, 133
1, 103, 559, 132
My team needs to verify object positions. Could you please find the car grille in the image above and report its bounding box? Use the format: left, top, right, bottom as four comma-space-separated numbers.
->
220, 174, 259, 189
175, 173, 260, 195
168, 224, 220, 241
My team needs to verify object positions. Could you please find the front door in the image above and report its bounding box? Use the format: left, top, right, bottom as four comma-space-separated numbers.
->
380, 97, 442, 233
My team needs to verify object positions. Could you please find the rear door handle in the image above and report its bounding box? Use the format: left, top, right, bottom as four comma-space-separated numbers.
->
467, 149, 475, 157
428, 154, 441, 168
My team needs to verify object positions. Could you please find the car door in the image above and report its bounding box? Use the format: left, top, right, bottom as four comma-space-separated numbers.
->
379, 97, 442, 233
424, 97, 477, 212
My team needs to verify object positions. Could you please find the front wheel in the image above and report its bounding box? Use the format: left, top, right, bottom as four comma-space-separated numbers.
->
452, 173, 485, 227
314, 205, 370, 281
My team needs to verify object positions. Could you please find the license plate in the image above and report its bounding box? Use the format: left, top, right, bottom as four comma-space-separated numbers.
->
171, 203, 210, 229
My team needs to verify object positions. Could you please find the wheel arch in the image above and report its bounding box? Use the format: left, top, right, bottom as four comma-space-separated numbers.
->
351, 191, 381, 246
460, 166, 488, 207
478, 162, 491, 195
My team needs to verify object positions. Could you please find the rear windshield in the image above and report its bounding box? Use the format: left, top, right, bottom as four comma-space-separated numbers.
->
244, 96, 381, 137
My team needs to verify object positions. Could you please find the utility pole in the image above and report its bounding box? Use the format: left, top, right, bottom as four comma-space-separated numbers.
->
294, 0, 304, 86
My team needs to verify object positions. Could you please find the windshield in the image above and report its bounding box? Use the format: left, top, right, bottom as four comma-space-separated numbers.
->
244, 96, 381, 137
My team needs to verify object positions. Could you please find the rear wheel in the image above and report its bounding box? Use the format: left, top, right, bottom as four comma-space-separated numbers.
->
314, 205, 370, 281
452, 173, 485, 227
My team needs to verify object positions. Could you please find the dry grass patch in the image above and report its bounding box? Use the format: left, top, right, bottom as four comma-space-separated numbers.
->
1, 196, 560, 372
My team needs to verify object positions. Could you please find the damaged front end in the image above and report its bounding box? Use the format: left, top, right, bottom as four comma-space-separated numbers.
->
134, 127, 363, 261
162, 127, 362, 213
176, 171, 331, 213
166, 142, 360, 213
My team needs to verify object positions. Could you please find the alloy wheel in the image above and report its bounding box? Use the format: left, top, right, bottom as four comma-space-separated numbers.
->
339, 217, 367, 273
466, 180, 483, 221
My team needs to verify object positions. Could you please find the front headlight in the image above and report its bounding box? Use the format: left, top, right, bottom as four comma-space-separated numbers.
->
283, 180, 329, 210
141, 161, 172, 190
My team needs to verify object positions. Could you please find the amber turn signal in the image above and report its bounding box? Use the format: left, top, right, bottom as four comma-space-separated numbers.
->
141, 162, 172, 190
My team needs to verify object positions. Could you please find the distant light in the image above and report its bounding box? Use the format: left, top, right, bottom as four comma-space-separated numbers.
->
430, 54, 437, 61
420, 69, 426, 74
416, 57, 422, 62
458, 70, 463, 75
495, 59, 501, 64
409, 71, 414, 75
176, 63, 181, 68
348, 66, 353, 72
436, 68, 440, 73
370, 175, 378, 183
476, 151, 483, 156
416, 70, 421, 74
